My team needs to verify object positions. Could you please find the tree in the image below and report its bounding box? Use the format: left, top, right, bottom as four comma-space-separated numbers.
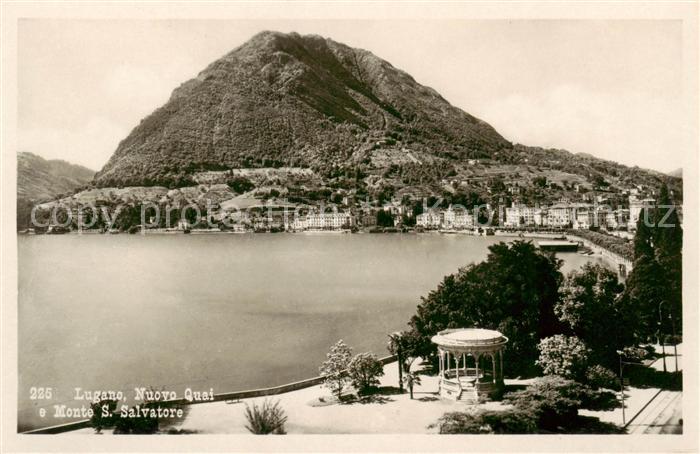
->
227, 176, 255, 194
319, 340, 353, 398
402, 371, 422, 399
387, 330, 426, 392
536, 335, 590, 380
376, 210, 395, 227
655, 184, 682, 335
409, 241, 563, 377
623, 184, 682, 342
347, 353, 384, 395
556, 264, 634, 368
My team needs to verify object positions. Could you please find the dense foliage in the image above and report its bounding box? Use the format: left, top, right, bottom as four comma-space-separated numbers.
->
585, 365, 620, 391
503, 376, 617, 432
347, 353, 384, 395
90, 399, 118, 433
435, 409, 538, 434
556, 263, 633, 369
409, 241, 563, 377
536, 335, 589, 380
623, 184, 682, 340
227, 176, 255, 194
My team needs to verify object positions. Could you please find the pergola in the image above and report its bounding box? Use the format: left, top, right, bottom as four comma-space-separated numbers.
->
431, 328, 508, 402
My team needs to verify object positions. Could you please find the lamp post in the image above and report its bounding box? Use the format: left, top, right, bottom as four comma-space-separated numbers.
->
669, 310, 678, 373
658, 302, 667, 373
616, 350, 626, 426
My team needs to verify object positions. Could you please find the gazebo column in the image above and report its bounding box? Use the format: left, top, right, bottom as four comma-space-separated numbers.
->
499, 350, 504, 385
444, 351, 448, 378
474, 353, 480, 384
442, 350, 446, 377
491, 353, 497, 384
455, 352, 460, 380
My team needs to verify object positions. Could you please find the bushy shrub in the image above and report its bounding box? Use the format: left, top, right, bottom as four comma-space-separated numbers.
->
503, 376, 589, 431
113, 404, 160, 434
436, 409, 537, 434
585, 365, 620, 390
90, 399, 118, 433
621, 346, 648, 363
227, 176, 254, 194
581, 388, 619, 412
244, 399, 288, 435
536, 335, 590, 380
348, 352, 384, 395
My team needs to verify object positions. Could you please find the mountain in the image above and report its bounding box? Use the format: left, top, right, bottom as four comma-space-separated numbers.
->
85, 30, 680, 210
18, 152, 95, 202
94, 31, 511, 188
17, 152, 95, 230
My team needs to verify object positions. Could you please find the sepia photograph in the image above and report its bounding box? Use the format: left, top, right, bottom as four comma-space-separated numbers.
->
1, 2, 697, 453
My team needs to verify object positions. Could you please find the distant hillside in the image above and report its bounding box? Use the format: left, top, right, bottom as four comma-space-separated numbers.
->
17, 152, 95, 229
18, 152, 95, 201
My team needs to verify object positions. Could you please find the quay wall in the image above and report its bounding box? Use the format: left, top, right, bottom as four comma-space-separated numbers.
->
493, 229, 634, 279
565, 234, 634, 278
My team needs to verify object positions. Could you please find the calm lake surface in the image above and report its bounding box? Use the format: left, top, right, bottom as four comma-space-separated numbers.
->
18, 233, 605, 430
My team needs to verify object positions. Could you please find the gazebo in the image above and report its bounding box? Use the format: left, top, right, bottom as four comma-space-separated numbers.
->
431, 328, 508, 402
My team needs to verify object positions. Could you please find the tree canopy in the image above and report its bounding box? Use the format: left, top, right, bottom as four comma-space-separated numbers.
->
556, 263, 634, 368
623, 183, 682, 340
409, 240, 563, 377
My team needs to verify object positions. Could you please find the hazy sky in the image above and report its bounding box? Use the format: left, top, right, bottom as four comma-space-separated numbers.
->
18, 19, 685, 173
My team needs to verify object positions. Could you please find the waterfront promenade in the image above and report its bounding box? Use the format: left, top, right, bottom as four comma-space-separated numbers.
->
63, 344, 682, 434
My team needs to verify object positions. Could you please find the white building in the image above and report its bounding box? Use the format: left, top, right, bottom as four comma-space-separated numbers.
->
573, 209, 594, 230
505, 204, 544, 227
416, 210, 442, 229
299, 211, 353, 230
443, 206, 474, 229
546, 203, 573, 227
628, 197, 655, 230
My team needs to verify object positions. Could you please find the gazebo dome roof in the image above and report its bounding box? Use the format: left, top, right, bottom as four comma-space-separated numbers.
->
431, 328, 508, 349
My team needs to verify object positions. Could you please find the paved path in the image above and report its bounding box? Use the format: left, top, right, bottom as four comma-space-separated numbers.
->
627, 390, 682, 434
625, 343, 683, 434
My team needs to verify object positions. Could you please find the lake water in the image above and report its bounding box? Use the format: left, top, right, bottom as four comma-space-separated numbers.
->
17, 233, 605, 431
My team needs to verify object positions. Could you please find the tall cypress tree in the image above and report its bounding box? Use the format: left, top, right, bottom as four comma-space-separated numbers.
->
623, 183, 683, 342
655, 184, 683, 336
